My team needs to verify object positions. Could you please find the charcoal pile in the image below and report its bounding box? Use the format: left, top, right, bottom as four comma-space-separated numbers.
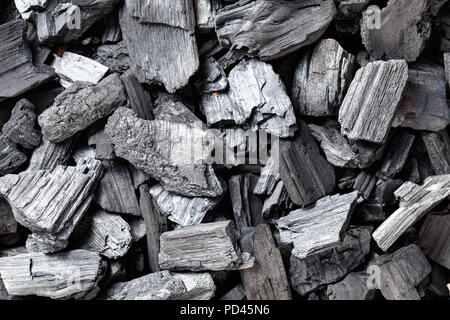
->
0, 0, 450, 301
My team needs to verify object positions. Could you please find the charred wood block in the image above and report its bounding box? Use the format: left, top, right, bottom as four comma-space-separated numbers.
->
0, 20, 55, 101
94, 41, 130, 75
370, 244, 431, 300
220, 283, 246, 300
105, 107, 223, 197
38, 74, 126, 143
240, 224, 292, 300
0, 159, 103, 253
0, 198, 16, 235
149, 183, 221, 227
158, 221, 244, 271
95, 159, 141, 216
419, 213, 450, 269
0, 249, 104, 299
139, 184, 168, 273
338, 60, 409, 144
354, 171, 377, 200
153, 93, 198, 125
27, 136, 78, 171
380, 130, 415, 177
215, 0, 337, 61
229, 174, 264, 235
194, 57, 228, 95
327, 272, 375, 300
393, 62, 449, 131
360, 0, 431, 62
277, 191, 358, 259
279, 122, 335, 207
200, 58, 297, 138
2, 99, 41, 150
254, 155, 280, 196
102, 271, 215, 300
373, 175, 450, 251
289, 226, 371, 295
292, 38, 356, 117
119, 0, 199, 93
88, 128, 115, 160
0, 136, 27, 175
72, 210, 132, 259
422, 130, 450, 175
121, 71, 154, 121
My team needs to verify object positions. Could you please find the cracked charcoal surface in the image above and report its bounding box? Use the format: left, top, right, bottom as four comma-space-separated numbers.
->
0, 0, 448, 302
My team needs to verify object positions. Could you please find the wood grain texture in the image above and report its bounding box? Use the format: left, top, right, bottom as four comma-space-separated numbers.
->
338, 60, 408, 144
380, 130, 415, 177
0, 136, 27, 175
419, 212, 450, 269
215, 0, 337, 61
422, 130, 450, 175
27, 136, 78, 171
373, 175, 450, 251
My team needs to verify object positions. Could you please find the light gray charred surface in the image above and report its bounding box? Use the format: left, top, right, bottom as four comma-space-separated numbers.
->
253, 156, 280, 196
2, 99, 41, 150
240, 224, 291, 300
292, 39, 356, 117
149, 183, 221, 227
38, 74, 126, 143
338, 60, 409, 144
373, 175, 450, 251
360, 0, 431, 62
102, 271, 216, 300
88, 128, 115, 160
94, 41, 130, 75
27, 137, 78, 171
158, 221, 244, 271
393, 62, 449, 131
277, 191, 358, 259
200, 58, 297, 138
194, 57, 229, 95
215, 0, 337, 61
419, 213, 450, 269
95, 159, 141, 216
0, 249, 104, 299
72, 210, 132, 259
327, 272, 375, 300
105, 107, 223, 197
0, 20, 55, 101
278, 122, 335, 207
289, 226, 371, 295
422, 130, 450, 175
119, 0, 199, 93
370, 244, 431, 300
0, 136, 27, 175
0, 159, 103, 253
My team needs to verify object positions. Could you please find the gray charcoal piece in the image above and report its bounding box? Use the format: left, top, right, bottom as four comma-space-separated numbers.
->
121, 71, 154, 120
276, 191, 358, 259
52, 52, 109, 88
102, 271, 215, 300
292, 38, 356, 117
73, 210, 132, 259
38, 74, 126, 143
158, 220, 244, 271
95, 159, 141, 216
194, 0, 221, 32
290, 226, 372, 295
149, 184, 221, 227
215, 0, 337, 61
200, 58, 297, 138
0, 249, 104, 299
31, 0, 121, 44
370, 244, 431, 300
139, 184, 168, 273
353, 171, 377, 200
228, 174, 264, 235
278, 121, 335, 207
261, 181, 287, 218
308, 120, 375, 168
393, 62, 449, 132
380, 130, 416, 177
338, 60, 409, 144
0, 198, 16, 235
194, 57, 229, 94
153, 93, 198, 125
88, 128, 115, 160
0, 158, 103, 253
360, 0, 431, 62
419, 212, 450, 269
105, 107, 223, 197
94, 41, 130, 74
240, 224, 292, 300
0, 20, 55, 101
2, 99, 41, 150
0, 136, 27, 175
27, 136, 78, 171
129, 218, 147, 242
119, 0, 199, 93
254, 155, 280, 196
220, 283, 246, 300
327, 272, 375, 300
422, 130, 450, 175
373, 175, 450, 251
